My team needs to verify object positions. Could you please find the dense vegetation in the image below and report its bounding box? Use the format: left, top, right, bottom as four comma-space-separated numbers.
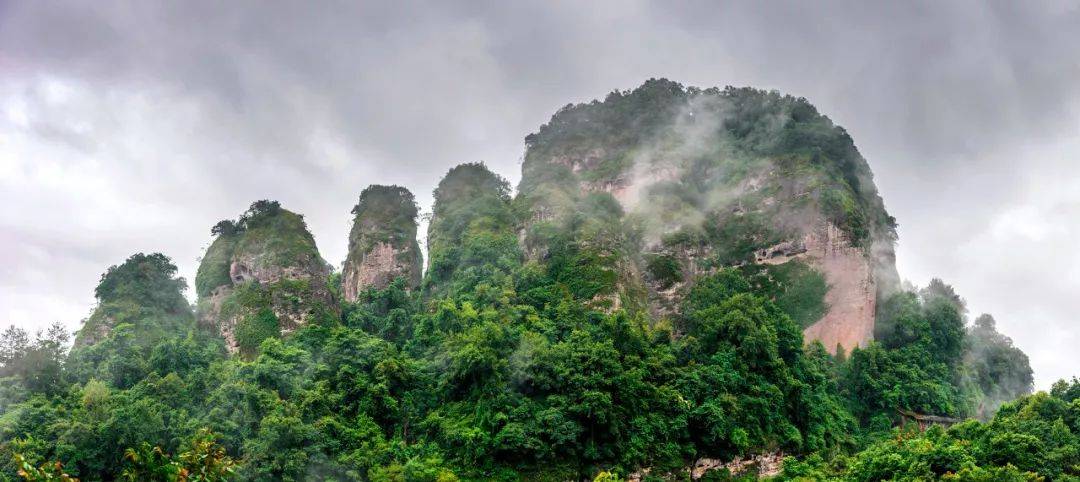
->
0, 80, 1058, 481
0, 250, 854, 480
0, 246, 1050, 481
425, 163, 520, 299
780, 379, 1080, 481
516, 79, 899, 330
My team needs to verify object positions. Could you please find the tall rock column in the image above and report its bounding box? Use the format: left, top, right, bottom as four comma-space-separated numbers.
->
425, 163, 520, 297
342, 185, 423, 301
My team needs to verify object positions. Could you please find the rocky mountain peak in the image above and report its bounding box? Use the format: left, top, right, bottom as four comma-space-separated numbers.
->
195, 200, 334, 355
517, 79, 898, 351
342, 185, 423, 300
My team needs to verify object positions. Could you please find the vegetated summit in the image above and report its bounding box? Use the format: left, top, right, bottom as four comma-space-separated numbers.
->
0, 79, 1060, 482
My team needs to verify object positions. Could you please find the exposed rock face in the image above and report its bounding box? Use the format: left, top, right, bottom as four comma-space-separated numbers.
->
195, 202, 334, 354
73, 319, 113, 349
642, 245, 714, 319
627, 452, 786, 481
689, 452, 785, 480
200, 285, 234, 347
548, 148, 683, 208
342, 185, 422, 301
228, 256, 322, 286
344, 242, 415, 299
214, 263, 331, 349
756, 223, 877, 354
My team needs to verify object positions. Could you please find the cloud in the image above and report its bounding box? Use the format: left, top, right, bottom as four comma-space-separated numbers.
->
0, 1, 1077, 388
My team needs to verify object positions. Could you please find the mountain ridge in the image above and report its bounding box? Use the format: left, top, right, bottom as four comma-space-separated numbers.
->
0, 78, 1046, 481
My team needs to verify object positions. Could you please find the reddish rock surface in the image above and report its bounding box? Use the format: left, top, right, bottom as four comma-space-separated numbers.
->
758, 222, 876, 354
342, 241, 420, 301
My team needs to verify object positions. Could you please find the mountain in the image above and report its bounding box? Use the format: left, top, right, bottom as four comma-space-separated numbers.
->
0, 79, 1050, 481
73, 253, 193, 349
425, 162, 519, 298
342, 185, 424, 300
194, 200, 335, 355
517, 79, 898, 354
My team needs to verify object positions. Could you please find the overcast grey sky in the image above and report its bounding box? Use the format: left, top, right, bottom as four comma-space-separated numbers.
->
1, 1, 1077, 389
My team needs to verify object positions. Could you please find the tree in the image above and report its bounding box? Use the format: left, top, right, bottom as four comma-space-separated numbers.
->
0, 326, 31, 373
14, 454, 79, 482
966, 314, 1033, 415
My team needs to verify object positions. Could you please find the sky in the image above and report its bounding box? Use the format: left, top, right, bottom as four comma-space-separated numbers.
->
1, 1, 1078, 389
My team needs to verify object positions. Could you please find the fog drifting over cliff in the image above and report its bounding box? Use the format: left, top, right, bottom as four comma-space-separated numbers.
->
1, 1, 1078, 388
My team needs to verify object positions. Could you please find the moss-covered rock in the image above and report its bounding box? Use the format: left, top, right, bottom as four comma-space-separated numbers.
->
516, 79, 899, 350
74, 253, 194, 349
424, 163, 520, 298
195, 200, 335, 355
342, 185, 423, 301
194, 234, 237, 298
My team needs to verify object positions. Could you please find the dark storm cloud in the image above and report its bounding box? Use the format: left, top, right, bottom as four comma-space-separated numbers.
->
1, 1, 1077, 387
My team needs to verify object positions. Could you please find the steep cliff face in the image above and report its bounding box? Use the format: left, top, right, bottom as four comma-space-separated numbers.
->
195, 201, 334, 355
342, 185, 423, 301
518, 79, 897, 350
756, 223, 877, 353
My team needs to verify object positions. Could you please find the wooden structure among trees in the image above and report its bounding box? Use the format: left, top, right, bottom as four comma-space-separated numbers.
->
897, 409, 962, 430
